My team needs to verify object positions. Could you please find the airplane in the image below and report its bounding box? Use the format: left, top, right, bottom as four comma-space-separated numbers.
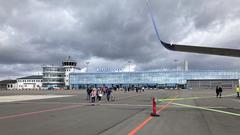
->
146, 0, 240, 57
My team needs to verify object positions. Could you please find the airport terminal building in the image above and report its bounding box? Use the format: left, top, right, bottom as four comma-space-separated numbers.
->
69, 70, 240, 89
42, 56, 80, 90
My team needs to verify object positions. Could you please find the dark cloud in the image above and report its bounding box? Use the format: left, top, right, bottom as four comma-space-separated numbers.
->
0, 0, 240, 80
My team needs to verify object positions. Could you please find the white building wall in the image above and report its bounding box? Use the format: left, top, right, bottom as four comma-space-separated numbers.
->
64, 67, 75, 87
7, 83, 18, 90
17, 79, 42, 90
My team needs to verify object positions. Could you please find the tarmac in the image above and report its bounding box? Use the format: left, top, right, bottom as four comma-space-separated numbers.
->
0, 89, 239, 135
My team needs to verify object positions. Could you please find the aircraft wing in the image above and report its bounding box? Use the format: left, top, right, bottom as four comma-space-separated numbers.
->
146, 0, 240, 57
160, 40, 240, 57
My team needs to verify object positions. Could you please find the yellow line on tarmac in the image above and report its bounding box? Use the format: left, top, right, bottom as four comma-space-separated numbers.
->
158, 94, 235, 102
158, 97, 201, 101
168, 105, 227, 109
171, 102, 240, 117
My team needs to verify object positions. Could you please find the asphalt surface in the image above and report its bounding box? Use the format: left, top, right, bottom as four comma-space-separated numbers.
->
0, 89, 240, 135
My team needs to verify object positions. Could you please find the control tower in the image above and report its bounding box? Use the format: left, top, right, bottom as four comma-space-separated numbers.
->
62, 56, 77, 89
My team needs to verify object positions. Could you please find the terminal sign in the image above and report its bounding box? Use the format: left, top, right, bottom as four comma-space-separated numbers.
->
96, 68, 123, 72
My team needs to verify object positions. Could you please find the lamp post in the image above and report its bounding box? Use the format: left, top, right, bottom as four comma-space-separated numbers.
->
127, 60, 132, 89
128, 60, 131, 72
174, 59, 179, 89
86, 61, 90, 72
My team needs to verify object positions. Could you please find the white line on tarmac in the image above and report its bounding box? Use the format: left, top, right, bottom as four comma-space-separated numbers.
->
0, 95, 73, 103
14, 101, 231, 109
171, 102, 240, 117
158, 94, 236, 101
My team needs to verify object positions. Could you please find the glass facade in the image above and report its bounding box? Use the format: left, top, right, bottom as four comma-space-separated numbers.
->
42, 66, 65, 89
69, 70, 240, 89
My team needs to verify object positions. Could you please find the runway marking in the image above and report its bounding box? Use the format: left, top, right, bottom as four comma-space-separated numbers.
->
15, 101, 231, 109
0, 95, 73, 103
0, 93, 143, 120
128, 96, 178, 135
158, 94, 235, 102
170, 102, 240, 117
0, 104, 84, 120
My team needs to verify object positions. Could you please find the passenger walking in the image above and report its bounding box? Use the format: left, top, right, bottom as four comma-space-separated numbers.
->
103, 86, 107, 95
87, 87, 91, 100
106, 87, 112, 102
96, 88, 100, 101
142, 86, 145, 92
136, 87, 138, 93
218, 86, 223, 98
97, 89, 103, 102
216, 86, 219, 98
236, 85, 240, 98
91, 88, 97, 103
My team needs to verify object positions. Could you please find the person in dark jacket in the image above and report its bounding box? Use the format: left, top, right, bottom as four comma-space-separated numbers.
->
106, 88, 112, 102
216, 86, 219, 98
87, 88, 92, 100
218, 86, 223, 98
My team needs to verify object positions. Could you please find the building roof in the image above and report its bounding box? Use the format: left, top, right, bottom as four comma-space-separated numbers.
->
17, 75, 43, 80
0, 80, 17, 84
63, 56, 76, 63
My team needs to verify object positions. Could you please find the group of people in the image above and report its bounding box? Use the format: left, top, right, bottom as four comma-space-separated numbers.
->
86, 84, 240, 103
216, 85, 240, 98
86, 87, 112, 103
123, 86, 145, 93
216, 85, 223, 98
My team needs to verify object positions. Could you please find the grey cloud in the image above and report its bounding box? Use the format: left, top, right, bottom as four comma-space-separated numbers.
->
0, 0, 240, 80
0, 64, 42, 80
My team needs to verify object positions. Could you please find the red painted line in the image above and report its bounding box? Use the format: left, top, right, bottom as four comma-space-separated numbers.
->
128, 96, 177, 135
0, 93, 140, 121
0, 104, 84, 120
128, 115, 154, 135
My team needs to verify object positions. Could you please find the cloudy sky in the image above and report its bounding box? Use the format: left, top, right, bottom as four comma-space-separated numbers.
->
0, 0, 240, 80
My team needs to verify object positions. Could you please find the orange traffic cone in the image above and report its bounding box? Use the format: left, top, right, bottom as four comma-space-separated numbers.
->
151, 97, 159, 117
